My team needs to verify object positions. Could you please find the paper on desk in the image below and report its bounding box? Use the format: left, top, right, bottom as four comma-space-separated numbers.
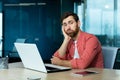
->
71, 70, 99, 77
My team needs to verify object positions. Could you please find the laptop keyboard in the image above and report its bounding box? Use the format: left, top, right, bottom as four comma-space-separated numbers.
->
45, 66, 59, 70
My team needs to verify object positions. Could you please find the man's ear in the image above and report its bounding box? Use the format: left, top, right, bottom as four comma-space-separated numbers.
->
77, 20, 81, 27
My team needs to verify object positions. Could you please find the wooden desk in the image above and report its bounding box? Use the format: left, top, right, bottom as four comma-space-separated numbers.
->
0, 62, 120, 80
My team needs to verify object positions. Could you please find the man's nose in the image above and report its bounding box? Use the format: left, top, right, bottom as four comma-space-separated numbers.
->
66, 25, 71, 30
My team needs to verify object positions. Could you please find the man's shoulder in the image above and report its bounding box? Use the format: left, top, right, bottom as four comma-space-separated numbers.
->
79, 32, 99, 42
81, 31, 96, 38
80, 32, 100, 45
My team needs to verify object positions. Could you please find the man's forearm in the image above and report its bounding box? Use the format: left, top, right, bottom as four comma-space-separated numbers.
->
60, 60, 71, 67
58, 39, 70, 57
51, 56, 71, 67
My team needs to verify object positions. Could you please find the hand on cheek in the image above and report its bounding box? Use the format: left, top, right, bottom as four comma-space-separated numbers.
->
62, 26, 71, 40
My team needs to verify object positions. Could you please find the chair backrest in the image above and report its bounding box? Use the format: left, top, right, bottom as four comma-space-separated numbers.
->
102, 46, 119, 69
8, 38, 26, 58
12, 38, 26, 52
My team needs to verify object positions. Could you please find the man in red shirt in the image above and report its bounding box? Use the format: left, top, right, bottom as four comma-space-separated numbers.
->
51, 12, 104, 69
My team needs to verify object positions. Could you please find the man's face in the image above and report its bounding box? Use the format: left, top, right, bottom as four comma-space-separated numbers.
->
62, 16, 80, 38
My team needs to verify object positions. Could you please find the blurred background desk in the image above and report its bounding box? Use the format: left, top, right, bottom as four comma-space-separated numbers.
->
0, 62, 120, 80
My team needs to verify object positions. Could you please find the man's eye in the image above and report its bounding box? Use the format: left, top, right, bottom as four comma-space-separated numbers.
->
70, 21, 73, 24
68, 21, 74, 25
63, 23, 67, 27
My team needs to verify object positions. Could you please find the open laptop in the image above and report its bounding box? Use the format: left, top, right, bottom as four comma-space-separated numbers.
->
14, 43, 71, 73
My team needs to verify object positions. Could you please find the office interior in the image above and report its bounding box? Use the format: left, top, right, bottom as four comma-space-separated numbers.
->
0, 0, 120, 69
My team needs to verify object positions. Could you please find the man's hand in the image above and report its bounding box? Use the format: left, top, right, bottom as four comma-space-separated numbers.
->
51, 56, 71, 67
62, 26, 71, 40
51, 56, 62, 66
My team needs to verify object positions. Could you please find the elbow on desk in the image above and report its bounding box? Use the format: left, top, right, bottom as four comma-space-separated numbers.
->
70, 60, 88, 69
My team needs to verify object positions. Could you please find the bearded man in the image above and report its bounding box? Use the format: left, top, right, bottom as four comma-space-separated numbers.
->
51, 12, 104, 69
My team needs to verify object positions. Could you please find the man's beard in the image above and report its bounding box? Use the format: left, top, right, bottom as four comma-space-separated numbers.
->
66, 27, 79, 38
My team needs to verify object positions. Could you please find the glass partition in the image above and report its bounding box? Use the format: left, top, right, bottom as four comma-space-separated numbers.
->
0, 2, 3, 57
76, 0, 120, 47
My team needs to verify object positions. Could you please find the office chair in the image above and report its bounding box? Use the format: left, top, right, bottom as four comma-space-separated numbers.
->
8, 38, 26, 58
102, 46, 119, 69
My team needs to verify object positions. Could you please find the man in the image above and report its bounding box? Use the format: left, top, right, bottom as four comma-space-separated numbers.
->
51, 12, 104, 69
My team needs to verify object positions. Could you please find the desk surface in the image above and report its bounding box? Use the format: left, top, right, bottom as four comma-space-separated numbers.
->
0, 62, 120, 80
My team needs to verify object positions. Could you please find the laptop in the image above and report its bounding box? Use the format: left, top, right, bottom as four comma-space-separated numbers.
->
14, 43, 71, 73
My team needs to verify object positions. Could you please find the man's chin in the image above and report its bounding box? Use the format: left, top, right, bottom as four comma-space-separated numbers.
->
68, 34, 74, 38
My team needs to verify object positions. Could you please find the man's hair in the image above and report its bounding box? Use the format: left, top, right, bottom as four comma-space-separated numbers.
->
60, 12, 79, 24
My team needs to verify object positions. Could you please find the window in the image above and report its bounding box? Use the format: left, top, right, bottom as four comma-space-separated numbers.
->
0, 2, 3, 57
76, 0, 120, 47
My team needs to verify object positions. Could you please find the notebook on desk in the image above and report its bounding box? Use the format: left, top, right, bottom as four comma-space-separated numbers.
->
14, 43, 71, 73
